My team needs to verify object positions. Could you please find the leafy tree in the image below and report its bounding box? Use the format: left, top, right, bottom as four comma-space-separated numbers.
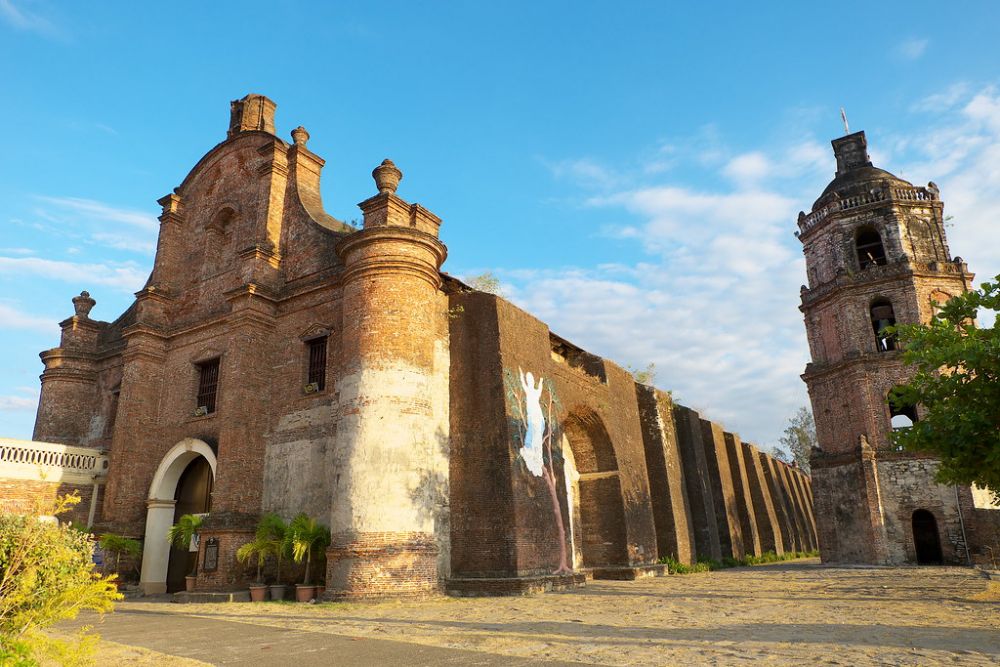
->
628, 362, 657, 386
890, 276, 1000, 498
467, 271, 503, 296
765, 446, 793, 465
778, 406, 816, 473
0, 494, 120, 664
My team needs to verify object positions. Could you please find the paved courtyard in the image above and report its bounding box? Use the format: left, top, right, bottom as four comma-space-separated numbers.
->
78, 561, 1000, 666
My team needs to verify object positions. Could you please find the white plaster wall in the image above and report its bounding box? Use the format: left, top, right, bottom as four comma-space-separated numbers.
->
262, 404, 336, 520
331, 335, 450, 574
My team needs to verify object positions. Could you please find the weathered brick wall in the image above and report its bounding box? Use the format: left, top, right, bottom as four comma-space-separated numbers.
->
0, 478, 96, 527
875, 454, 967, 565
636, 386, 693, 564
447, 291, 518, 579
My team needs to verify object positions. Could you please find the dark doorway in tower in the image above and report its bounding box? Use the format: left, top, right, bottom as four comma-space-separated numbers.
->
563, 410, 627, 568
912, 509, 943, 565
166, 456, 213, 592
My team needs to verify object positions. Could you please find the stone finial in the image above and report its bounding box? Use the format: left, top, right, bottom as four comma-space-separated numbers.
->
372, 159, 402, 195
291, 126, 310, 147
228, 93, 277, 138
72, 291, 95, 319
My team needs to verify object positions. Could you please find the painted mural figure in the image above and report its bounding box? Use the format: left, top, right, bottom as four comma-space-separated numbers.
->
518, 368, 546, 476
508, 367, 573, 575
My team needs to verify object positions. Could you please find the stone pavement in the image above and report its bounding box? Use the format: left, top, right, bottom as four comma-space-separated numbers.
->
79, 604, 584, 666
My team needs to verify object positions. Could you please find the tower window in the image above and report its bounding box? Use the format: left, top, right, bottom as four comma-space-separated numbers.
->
888, 387, 918, 431
196, 358, 220, 414
856, 227, 887, 269
870, 299, 897, 352
306, 336, 328, 391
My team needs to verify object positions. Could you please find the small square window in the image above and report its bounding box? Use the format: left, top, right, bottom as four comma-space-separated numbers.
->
196, 358, 220, 414
306, 336, 328, 392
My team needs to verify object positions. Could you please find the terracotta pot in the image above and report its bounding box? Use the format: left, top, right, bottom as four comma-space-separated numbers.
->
249, 584, 268, 602
184, 576, 196, 593
269, 584, 286, 601
295, 584, 316, 602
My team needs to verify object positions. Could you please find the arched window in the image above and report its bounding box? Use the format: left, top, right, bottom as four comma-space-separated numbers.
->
856, 226, 887, 269
888, 387, 918, 430
870, 298, 897, 351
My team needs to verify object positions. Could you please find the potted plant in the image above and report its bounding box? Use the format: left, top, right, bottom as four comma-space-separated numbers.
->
236, 532, 270, 602
286, 513, 330, 602
258, 513, 288, 601
98, 533, 142, 585
167, 514, 204, 592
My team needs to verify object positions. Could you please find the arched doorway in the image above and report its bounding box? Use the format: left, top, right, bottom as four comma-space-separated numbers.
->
139, 439, 217, 595
912, 509, 943, 564
562, 410, 627, 568
165, 457, 213, 592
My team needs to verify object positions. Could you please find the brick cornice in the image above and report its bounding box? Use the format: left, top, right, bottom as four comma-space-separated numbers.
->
335, 227, 447, 289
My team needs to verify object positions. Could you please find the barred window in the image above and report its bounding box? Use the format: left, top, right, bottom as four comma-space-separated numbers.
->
307, 336, 328, 391
196, 358, 220, 414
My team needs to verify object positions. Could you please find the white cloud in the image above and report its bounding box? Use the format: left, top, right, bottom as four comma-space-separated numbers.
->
0, 0, 56, 36
539, 157, 618, 189
0, 256, 148, 293
0, 386, 39, 412
723, 152, 772, 187
912, 82, 972, 113
894, 37, 928, 61
90, 232, 157, 254
0, 302, 59, 334
35, 196, 158, 231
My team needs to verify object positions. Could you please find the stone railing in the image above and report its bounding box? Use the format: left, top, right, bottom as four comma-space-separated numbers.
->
798, 185, 938, 235
0, 438, 108, 484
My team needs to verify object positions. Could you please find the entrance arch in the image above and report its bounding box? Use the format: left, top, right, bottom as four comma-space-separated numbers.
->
562, 410, 627, 568
139, 438, 217, 595
912, 509, 943, 565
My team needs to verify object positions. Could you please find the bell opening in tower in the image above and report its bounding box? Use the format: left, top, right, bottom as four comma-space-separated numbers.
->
870, 299, 897, 352
856, 227, 887, 269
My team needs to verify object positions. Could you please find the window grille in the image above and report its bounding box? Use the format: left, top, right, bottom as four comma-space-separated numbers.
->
307, 337, 328, 391
197, 358, 220, 414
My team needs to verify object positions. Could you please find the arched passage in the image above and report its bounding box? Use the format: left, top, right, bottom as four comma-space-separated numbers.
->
912, 509, 943, 564
139, 438, 217, 595
562, 410, 627, 568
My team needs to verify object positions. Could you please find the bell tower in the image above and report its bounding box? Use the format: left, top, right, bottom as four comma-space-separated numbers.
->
797, 130, 975, 564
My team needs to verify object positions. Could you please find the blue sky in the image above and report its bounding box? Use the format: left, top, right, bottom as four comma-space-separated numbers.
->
2, 1, 999, 449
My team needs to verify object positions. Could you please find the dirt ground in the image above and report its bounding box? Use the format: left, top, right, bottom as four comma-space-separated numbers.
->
96, 561, 1000, 666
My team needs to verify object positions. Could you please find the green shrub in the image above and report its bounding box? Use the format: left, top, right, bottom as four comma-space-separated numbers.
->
659, 549, 819, 575
0, 493, 121, 665
97, 534, 142, 581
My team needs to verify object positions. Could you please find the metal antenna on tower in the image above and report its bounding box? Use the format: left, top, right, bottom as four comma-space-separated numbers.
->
840, 108, 850, 135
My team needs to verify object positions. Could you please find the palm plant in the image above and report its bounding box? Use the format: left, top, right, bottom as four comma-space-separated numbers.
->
166, 514, 203, 576
257, 513, 288, 583
285, 513, 330, 586
98, 533, 142, 578
235, 534, 269, 584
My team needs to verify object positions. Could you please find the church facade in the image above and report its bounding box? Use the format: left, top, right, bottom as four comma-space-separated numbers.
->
799, 130, 1000, 566
17, 94, 814, 597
